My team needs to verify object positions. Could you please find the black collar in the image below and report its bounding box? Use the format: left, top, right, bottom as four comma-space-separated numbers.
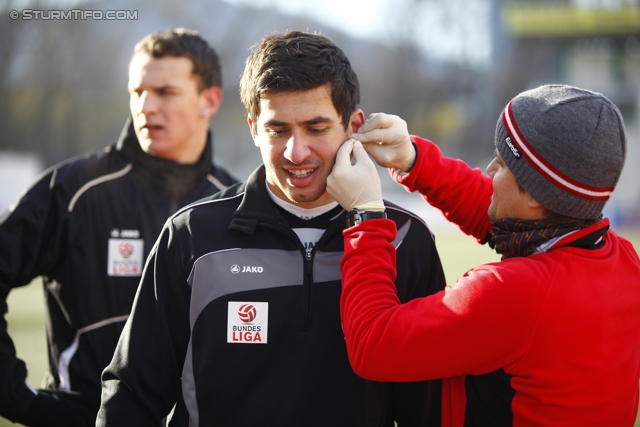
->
114, 118, 213, 196
229, 166, 347, 236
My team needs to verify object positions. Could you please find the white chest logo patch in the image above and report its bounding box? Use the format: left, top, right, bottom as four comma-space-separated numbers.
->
108, 238, 144, 276
227, 301, 268, 344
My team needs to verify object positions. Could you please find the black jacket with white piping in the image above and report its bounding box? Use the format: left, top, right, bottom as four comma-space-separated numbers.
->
0, 120, 236, 426
98, 165, 447, 427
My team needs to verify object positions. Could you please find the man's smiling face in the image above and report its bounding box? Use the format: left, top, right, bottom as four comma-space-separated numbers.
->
249, 84, 364, 208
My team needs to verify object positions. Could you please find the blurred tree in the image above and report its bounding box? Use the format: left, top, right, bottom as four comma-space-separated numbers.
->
0, 1, 132, 166
0, 0, 514, 171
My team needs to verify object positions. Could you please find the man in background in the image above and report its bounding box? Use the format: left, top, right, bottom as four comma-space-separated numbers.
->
0, 28, 237, 426
98, 30, 446, 426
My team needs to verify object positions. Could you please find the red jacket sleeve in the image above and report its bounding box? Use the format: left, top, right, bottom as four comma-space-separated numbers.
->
390, 136, 493, 243
340, 219, 542, 382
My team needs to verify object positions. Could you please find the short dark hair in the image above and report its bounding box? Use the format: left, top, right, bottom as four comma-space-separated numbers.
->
132, 28, 222, 91
240, 31, 360, 130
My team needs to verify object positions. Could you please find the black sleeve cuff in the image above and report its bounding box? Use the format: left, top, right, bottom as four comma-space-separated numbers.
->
17, 390, 96, 427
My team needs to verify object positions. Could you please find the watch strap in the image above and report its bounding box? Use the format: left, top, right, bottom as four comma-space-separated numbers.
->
346, 209, 387, 228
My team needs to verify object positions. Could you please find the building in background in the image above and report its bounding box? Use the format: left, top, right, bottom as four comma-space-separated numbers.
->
1, 0, 638, 224
499, 0, 640, 225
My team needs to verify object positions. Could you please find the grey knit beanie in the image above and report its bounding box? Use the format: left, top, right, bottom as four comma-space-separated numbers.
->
495, 84, 627, 220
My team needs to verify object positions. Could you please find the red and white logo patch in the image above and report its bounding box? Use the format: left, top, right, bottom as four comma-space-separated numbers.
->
238, 304, 257, 322
118, 241, 134, 258
108, 238, 144, 276
227, 301, 268, 344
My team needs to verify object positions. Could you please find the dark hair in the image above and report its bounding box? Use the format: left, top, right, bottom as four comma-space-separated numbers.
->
240, 31, 360, 130
132, 28, 222, 91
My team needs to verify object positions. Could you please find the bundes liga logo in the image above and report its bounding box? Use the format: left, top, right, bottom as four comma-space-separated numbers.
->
227, 301, 268, 344
118, 241, 134, 258
108, 233, 144, 277
238, 304, 257, 322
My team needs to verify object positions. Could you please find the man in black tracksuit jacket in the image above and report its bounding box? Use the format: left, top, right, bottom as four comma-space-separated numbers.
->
99, 31, 446, 426
99, 166, 444, 426
0, 29, 237, 426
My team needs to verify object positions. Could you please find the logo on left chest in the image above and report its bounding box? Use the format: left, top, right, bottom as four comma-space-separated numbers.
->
108, 230, 144, 277
227, 301, 268, 344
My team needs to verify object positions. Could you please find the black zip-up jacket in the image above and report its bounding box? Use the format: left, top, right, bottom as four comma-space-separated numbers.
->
98, 165, 446, 427
0, 120, 237, 426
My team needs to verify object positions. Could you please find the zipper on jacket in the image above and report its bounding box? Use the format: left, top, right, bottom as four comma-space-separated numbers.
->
302, 250, 314, 331
262, 220, 343, 332
300, 221, 345, 332
262, 223, 314, 331
300, 222, 342, 332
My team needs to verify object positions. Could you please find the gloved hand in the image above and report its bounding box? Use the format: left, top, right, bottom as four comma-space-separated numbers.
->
351, 113, 416, 172
327, 139, 384, 212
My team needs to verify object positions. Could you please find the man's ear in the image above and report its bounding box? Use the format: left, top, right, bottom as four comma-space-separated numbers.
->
247, 116, 259, 147
348, 109, 365, 134
201, 86, 224, 119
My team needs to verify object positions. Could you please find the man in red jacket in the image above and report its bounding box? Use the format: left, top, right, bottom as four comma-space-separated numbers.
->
327, 84, 640, 426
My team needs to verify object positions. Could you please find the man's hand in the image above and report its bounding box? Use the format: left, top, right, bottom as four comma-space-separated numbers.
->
327, 139, 384, 212
351, 113, 416, 172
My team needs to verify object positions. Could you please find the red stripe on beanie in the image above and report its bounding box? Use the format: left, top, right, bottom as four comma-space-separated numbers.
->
502, 100, 613, 201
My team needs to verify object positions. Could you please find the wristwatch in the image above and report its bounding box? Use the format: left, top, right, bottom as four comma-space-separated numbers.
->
346, 209, 387, 228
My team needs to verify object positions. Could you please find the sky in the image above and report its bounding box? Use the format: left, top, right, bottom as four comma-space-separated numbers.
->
221, 0, 493, 68
222, 0, 394, 40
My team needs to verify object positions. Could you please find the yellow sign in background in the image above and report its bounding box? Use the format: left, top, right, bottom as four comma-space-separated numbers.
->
502, 4, 640, 38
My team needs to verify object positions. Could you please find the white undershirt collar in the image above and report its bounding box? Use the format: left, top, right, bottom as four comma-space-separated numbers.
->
265, 179, 338, 220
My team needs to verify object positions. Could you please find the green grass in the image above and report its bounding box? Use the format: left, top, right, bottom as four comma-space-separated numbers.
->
1, 228, 638, 426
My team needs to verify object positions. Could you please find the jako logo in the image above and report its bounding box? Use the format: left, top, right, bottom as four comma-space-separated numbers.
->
118, 241, 134, 258
110, 228, 140, 238
230, 265, 264, 274
238, 304, 257, 323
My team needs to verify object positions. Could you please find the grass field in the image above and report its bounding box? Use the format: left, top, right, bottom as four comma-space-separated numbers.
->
1, 227, 639, 426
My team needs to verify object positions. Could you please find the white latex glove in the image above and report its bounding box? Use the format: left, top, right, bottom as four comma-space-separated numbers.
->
327, 139, 384, 212
351, 113, 416, 172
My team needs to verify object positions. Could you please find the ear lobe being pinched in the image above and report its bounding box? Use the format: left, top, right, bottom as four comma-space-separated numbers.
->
349, 109, 366, 134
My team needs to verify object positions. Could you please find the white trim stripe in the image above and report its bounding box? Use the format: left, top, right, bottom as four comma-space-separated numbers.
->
187, 247, 242, 286
57, 314, 129, 391
503, 102, 613, 200
171, 191, 244, 221
207, 174, 228, 191
385, 204, 434, 240
68, 164, 133, 212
